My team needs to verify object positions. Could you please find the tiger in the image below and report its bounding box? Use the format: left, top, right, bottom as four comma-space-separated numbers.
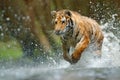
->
51, 9, 104, 64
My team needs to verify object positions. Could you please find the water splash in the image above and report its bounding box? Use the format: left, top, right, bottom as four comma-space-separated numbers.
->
92, 17, 120, 68
54, 14, 120, 69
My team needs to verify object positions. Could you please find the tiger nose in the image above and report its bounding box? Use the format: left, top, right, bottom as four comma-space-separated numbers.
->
55, 30, 60, 35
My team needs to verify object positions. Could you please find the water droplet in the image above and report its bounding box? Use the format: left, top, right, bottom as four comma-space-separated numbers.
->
1, 33, 4, 36
6, 17, 10, 21
26, 16, 30, 20
7, 45, 11, 48
22, 16, 26, 20
35, 44, 38, 47
90, 1, 92, 4
0, 25, 2, 29
14, 14, 18, 17
17, 28, 21, 32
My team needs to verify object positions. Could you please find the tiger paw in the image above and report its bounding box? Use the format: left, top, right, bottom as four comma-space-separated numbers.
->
71, 54, 80, 64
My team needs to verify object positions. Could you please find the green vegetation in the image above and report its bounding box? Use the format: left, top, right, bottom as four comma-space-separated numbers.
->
0, 39, 22, 60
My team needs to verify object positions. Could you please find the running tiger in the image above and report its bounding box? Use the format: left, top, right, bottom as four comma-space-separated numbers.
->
51, 10, 104, 64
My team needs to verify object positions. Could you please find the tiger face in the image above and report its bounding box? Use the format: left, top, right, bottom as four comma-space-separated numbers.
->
51, 10, 73, 36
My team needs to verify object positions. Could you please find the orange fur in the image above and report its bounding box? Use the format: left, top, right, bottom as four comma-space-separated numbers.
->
51, 10, 104, 64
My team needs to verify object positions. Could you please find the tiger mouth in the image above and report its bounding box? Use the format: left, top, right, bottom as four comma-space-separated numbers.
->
54, 30, 64, 35
55, 28, 72, 36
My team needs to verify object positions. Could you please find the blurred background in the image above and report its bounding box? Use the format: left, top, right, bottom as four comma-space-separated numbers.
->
0, 0, 120, 80
0, 0, 120, 64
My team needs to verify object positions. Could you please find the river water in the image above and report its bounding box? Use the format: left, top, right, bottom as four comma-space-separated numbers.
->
0, 14, 120, 80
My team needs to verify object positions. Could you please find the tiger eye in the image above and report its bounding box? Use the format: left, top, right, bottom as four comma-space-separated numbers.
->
55, 21, 57, 24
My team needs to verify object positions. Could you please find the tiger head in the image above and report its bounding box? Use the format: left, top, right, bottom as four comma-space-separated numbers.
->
51, 10, 73, 36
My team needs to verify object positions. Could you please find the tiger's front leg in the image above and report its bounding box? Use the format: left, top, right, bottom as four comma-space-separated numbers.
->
62, 43, 72, 63
71, 36, 90, 64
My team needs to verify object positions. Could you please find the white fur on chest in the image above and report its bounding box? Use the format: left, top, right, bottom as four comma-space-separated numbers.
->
69, 46, 75, 55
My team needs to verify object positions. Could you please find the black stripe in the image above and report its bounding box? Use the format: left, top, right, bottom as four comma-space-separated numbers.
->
70, 18, 73, 26
75, 31, 79, 39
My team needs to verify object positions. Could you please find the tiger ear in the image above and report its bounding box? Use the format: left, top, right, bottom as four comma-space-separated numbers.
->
51, 11, 56, 18
65, 10, 71, 17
